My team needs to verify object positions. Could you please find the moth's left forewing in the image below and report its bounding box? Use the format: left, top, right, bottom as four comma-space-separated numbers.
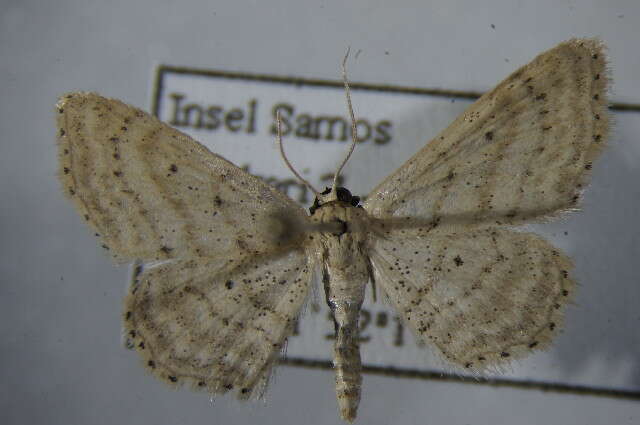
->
57, 93, 309, 263
364, 39, 609, 226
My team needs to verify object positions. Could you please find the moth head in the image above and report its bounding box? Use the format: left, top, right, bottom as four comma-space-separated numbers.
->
309, 186, 361, 214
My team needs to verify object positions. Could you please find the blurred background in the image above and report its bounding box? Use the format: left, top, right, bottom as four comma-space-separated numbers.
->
2, 1, 639, 424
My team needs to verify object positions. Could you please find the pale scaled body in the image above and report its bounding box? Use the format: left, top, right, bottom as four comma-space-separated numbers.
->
56, 39, 609, 422
309, 197, 372, 421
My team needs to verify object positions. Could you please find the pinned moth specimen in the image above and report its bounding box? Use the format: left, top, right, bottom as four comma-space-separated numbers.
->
57, 39, 608, 422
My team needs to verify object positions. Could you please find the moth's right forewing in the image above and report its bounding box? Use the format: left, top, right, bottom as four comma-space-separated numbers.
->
124, 249, 312, 397
57, 93, 309, 262
364, 39, 609, 225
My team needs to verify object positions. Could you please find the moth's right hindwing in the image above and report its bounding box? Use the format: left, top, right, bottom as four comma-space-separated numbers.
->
369, 227, 574, 369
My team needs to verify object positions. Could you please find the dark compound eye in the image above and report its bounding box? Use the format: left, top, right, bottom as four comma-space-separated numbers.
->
336, 187, 360, 207
336, 187, 352, 203
309, 197, 322, 215
310, 187, 333, 214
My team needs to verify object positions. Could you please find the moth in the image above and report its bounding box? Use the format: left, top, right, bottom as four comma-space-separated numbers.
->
57, 39, 608, 422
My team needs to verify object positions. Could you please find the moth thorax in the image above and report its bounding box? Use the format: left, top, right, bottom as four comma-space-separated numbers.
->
310, 202, 369, 237
308, 187, 364, 236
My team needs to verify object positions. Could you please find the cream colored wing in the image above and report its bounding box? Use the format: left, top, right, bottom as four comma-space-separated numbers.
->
57, 92, 308, 262
369, 226, 574, 369
364, 39, 609, 225
123, 249, 312, 397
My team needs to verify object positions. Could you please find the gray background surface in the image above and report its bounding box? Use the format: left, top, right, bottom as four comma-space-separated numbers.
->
2, 1, 639, 424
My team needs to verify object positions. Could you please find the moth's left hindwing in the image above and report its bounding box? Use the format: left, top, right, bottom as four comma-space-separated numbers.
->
124, 250, 312, 397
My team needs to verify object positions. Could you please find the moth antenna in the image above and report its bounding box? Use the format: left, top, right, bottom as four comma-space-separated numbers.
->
276, 110, 321, 197
332, 46, 358, 195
